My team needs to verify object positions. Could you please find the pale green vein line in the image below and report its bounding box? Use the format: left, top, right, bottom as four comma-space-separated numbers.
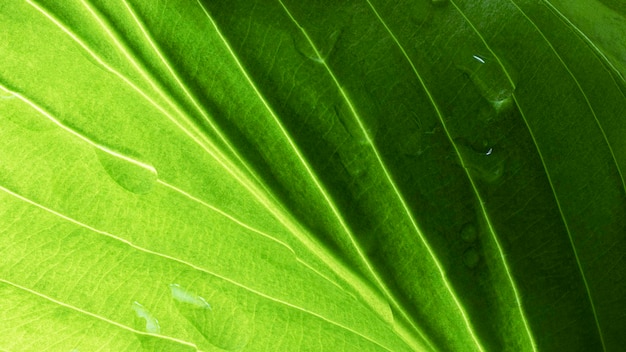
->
27, 0, 296, 243
196, 0, 356, 267
365, 1, 533, 351
0, 85, 154, 174
120, 0, 273, 196
0, 186, 396, 352
2, 85, 294, 264
0, 278, 199, 350
15, 3, 395, 324
274, 2, 438, 352
196, 2, 428, 351
540, 0, 625, 84
517, 1, 626, 199
294, 258, 354, 299
450, 0, 606, 351
4, 81, 359, 319
25, 1, 227, 170
154, 181, 360, 304
156, 180, 296, 255
452, 0, 604, 351
366, 0, 508, 351
27, 2, 387, 315
0, 82, 298, 263
77, 0, 256, 179
369, 1, 533, 350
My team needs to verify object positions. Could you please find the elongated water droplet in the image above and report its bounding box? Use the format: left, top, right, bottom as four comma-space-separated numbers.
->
334, 102, 377, 146
169, 284, 250, 351
132, 301, 161, 334
293, 29, 341, 64
170, 284, 212, 309
1, 92, 16, 99
96, 148, 157, 194
491, 94, 514, 113
457, 52, 515, 111
460, 223, 478, 243
455, 138, 504, 183
463, 247, 480, 269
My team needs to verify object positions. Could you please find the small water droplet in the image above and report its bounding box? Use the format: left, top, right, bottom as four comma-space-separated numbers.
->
334, 102, 378, 146
132, 301, 161, 334
463, 247, 480, 269
170, 284, 212, 309
460, 223, 478, 243
455, 138, 505, 183
293, 29, 342, 64
1, 92, 16, 100
169, 284, 250, 351
491, 95, 514, 113
96, 148, 157, 194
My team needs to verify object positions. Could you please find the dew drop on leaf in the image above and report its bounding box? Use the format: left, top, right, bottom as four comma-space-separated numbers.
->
169, 284, 250, 351
1, 92, 16, 99
460, 223, 478, 243
96, 148, 157, 194
455, 138, 505, 183
170, 284, 212, 309
457, 52, 515, 108
293, 29, 341, 64
463, 247, 480, 269
132, 301, 161, 334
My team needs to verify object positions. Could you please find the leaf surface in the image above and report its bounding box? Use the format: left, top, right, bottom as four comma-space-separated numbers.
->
1, 0, 625, 351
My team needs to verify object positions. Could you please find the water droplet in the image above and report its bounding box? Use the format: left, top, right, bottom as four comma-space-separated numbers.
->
455, 138, 505, 183
334, 102, 377, 146
169, 284, 250, 351
463, 247, 480, 269
431, 0, 448, 6
460, 223, 478, 243
1, 92, 16, 100
293, 29, 342, 64
170, 284, 212, 309
132, 301, 161, 334
96, 148, 157, 194
457, 52, 515, 108
491, 95, 514, 113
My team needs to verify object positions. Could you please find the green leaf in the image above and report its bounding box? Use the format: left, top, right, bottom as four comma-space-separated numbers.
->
1, 0, 625, 351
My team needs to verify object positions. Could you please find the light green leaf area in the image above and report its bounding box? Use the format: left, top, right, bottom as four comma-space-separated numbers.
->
1, 0, 625, 351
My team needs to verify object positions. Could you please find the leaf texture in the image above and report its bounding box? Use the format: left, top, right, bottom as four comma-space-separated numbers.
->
1, 0, 625, 351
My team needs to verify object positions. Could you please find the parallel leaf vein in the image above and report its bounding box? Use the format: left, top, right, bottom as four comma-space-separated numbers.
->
449, 0, 606, 349
0, 185, 396, 352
